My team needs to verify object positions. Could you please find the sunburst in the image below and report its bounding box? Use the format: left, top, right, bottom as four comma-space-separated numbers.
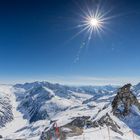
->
73, 2, 113, 63
79, 9, 108, 40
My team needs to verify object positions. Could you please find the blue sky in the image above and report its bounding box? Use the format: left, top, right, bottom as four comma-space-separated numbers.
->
0, 0, 140, 85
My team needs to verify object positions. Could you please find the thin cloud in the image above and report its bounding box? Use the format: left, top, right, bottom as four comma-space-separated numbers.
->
46, 76, 140, 86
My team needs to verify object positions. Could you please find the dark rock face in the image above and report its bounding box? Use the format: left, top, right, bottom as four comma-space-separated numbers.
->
18, 86, 53, 123
67, 116, 90, 128
40, 124, 69, 140
92, 113, 123, 135
40, 116, 90, 140
40, 113, 123, 139
112, 84, 140, 116
0, 95, 13, 128
40, 124, 61, 140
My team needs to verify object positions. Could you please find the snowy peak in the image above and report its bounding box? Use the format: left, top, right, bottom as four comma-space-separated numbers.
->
16, 85, 55, 123
28, 86, 55, 100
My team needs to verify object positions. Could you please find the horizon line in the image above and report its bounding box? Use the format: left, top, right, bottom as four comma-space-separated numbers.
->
0, 75, 139, 86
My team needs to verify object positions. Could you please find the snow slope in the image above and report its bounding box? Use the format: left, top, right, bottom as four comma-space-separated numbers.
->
0, 85, 28, 139
0, 82, 140, 139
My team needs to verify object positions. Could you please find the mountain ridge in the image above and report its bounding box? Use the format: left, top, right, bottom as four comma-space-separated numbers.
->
0, 81, 140, 139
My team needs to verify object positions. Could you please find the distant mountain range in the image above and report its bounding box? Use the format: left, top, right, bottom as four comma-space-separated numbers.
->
0, 81, 140, 140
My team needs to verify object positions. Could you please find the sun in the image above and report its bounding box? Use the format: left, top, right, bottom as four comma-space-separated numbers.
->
71, 5, 112, 42
84, 14, 104, 34
89, 18, 99, 27
77, 10, 106, 40
72, 2, 114, 63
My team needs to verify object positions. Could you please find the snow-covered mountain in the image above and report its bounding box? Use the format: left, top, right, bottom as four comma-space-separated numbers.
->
0, 81, 140, 140
0, 85, 13, 128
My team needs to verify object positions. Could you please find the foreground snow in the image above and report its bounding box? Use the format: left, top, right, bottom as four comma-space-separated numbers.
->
67, 127, 140, 140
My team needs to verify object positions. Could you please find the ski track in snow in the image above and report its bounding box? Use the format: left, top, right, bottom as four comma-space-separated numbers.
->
0, 85, 28, 139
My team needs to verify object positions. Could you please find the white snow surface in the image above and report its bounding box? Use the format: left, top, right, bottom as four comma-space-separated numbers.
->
0, 85, 28, 139
0, 82, 140, 140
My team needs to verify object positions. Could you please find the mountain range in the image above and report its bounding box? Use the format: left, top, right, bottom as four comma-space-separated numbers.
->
0, 81, 140, 140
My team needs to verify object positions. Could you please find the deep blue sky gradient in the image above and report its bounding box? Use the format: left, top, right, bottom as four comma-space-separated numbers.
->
0, 0, 140, 84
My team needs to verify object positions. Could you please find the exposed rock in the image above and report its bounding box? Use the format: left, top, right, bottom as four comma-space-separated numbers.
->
40, 112, 124, 140
40, 123, 60, 140
60, 125, 83, 139
40, 125, 83, 140
17, 86, 56, 123
67, 116, 90, 128
0, 95, 13, 128
40, 116, 90, 140
112, 84, 140, 116
92, 113, 123, 135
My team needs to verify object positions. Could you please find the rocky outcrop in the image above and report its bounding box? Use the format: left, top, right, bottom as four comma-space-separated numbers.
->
66, 116, 90, 128
0, 95, 13, 128
40, 116, 90, 140
92, 113, 123, 135
112, 84, 140, 116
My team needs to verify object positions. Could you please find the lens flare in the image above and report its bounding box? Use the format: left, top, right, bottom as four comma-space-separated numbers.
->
72, 1, 114, 63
